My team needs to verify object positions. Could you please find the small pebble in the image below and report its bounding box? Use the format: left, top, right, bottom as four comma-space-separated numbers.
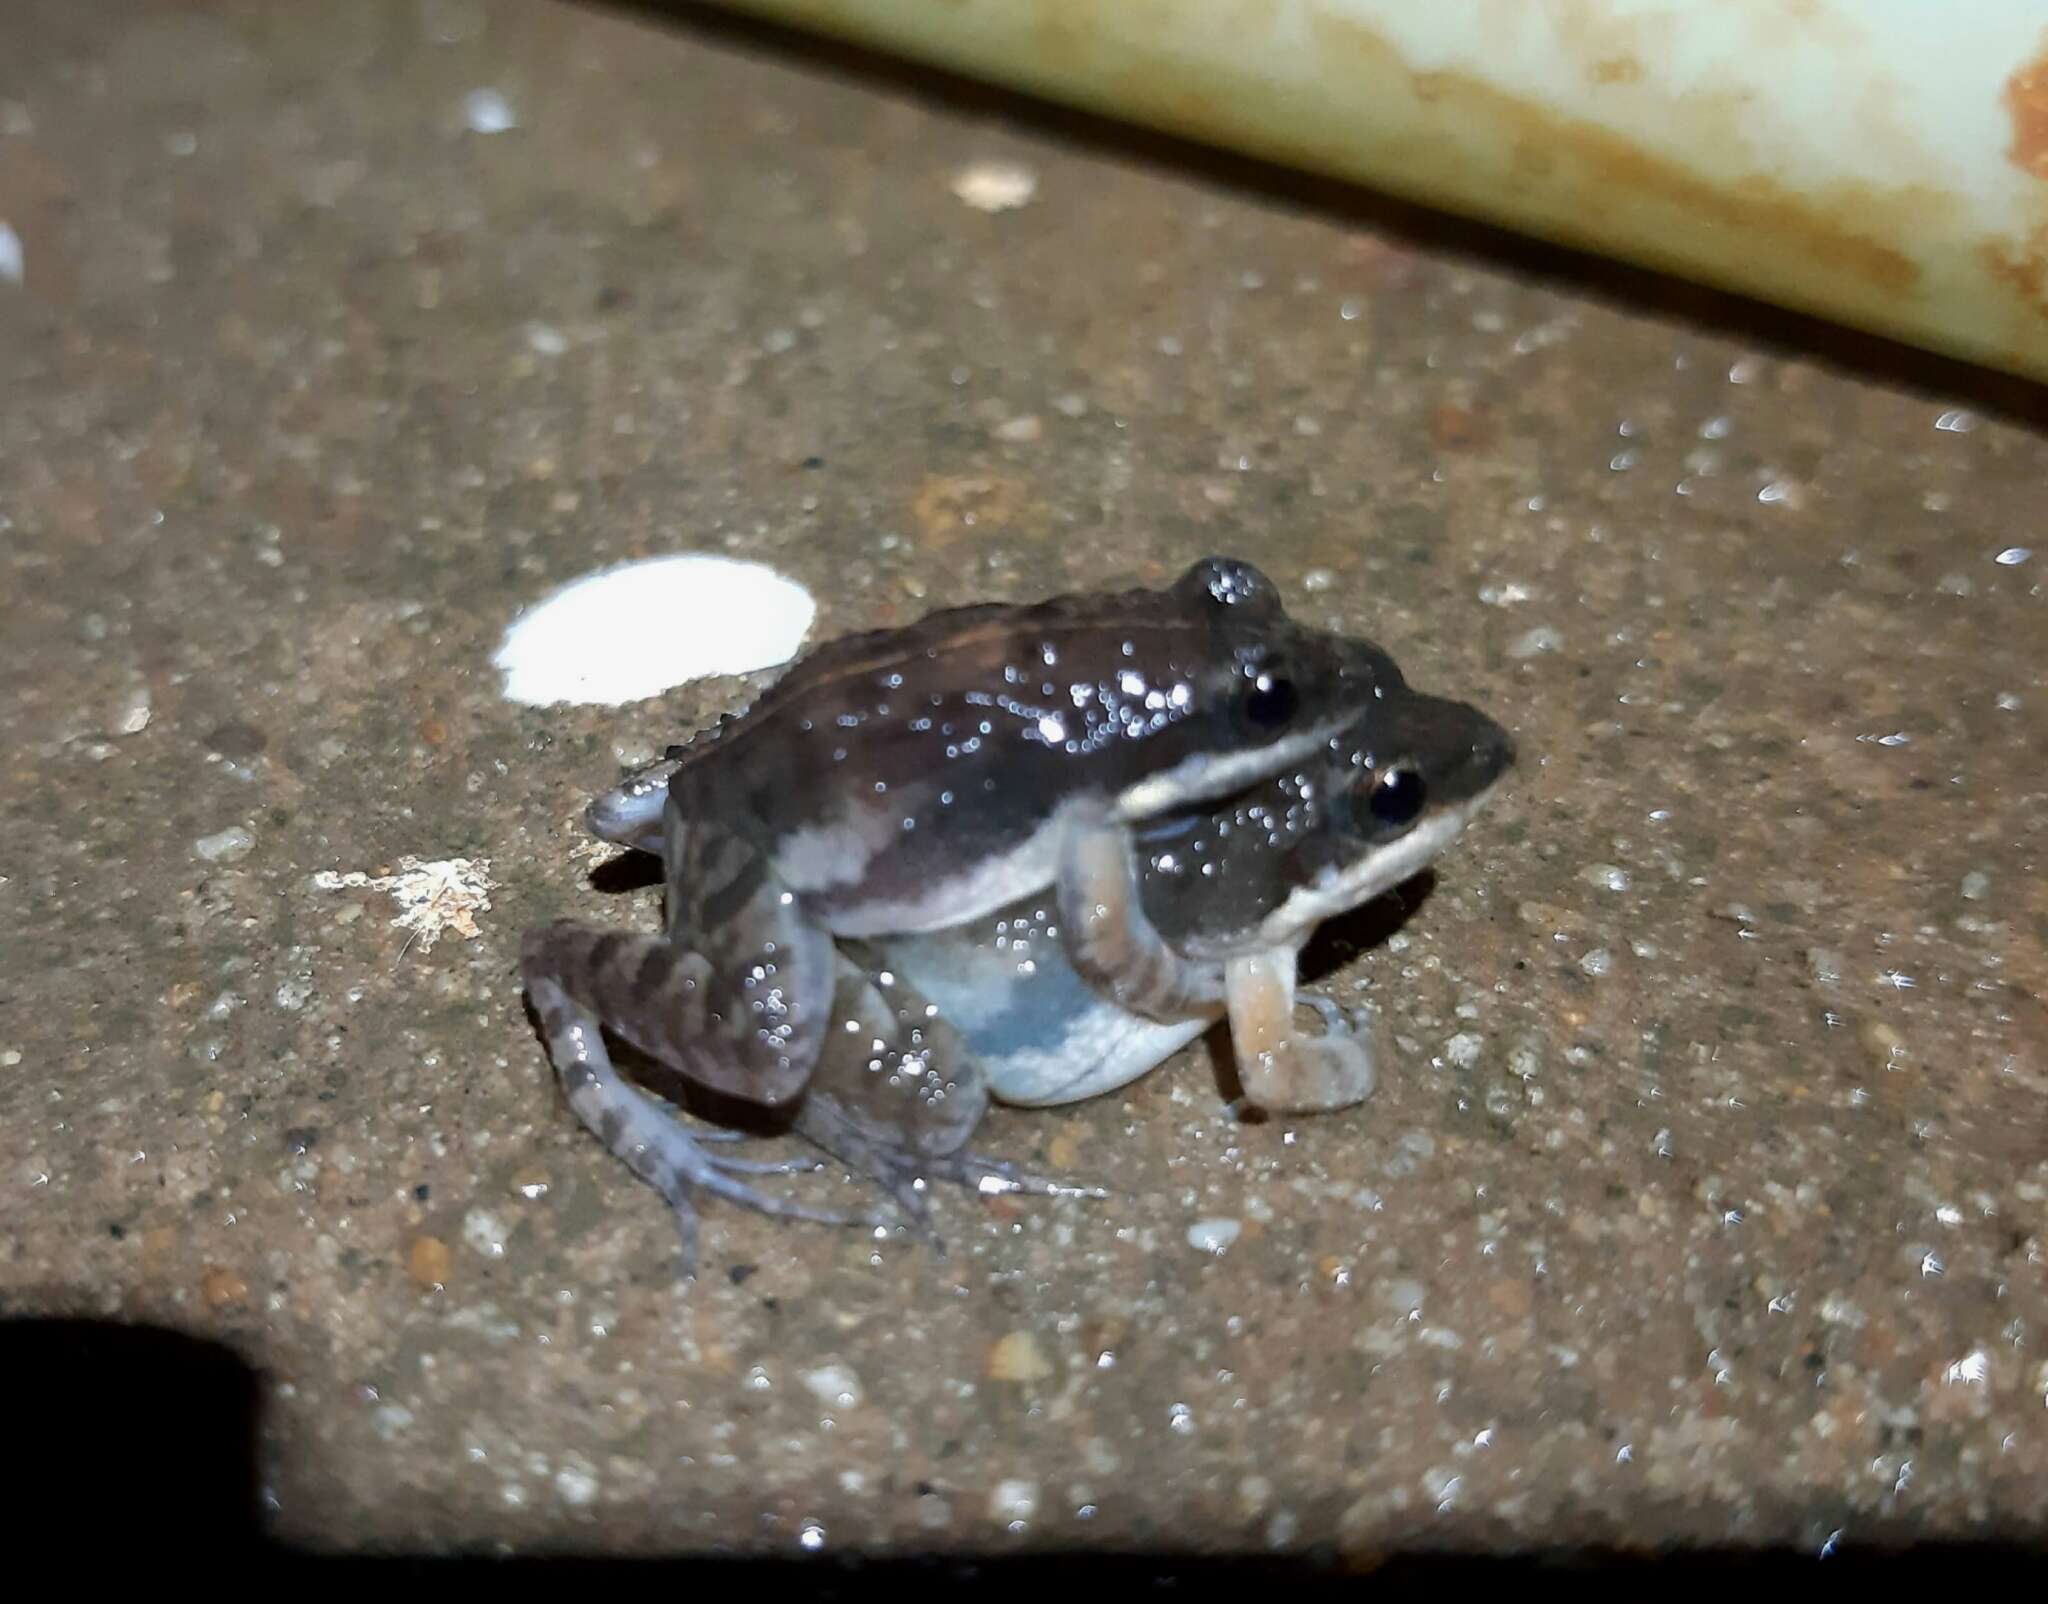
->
802, 1362, 864, 1409
463, 88, 515, 134
988, 1478, 1040, 1523
461, 1208, 508, 1259
115, 687, 152, 734
410, 1235, 451, 1288
555, 1464, 599, 1507
1384, 1278, 1427, 1314
193, 826, 255, 863
201, 1266, 248, 1308
1186, 1217, 1242, 1255
992, 414, 1043, 443
1860, 1019, 1907, 1067
951, 160, 1037, 212
1507, 626, 1564, 659
1806, 947, 1844, 986
1959, 870, 1989, 901
987, 1330, 1053, 1383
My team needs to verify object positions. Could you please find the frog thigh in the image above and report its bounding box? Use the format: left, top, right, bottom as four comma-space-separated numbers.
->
520, 917, 831, 1107
520, 923, 875, 1277
656, 777, 847, 1097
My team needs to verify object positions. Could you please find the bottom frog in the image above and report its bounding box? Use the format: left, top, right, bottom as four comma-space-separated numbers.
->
524, 679, 1511, 1276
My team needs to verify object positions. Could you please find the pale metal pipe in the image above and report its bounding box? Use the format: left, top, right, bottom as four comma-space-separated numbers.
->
709, 0, 2048, 382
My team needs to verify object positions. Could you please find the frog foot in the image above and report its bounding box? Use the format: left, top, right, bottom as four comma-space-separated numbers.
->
526, 972, 887, 1279
793, 1095, 1107, 1251
1223, 952, 1379, 1114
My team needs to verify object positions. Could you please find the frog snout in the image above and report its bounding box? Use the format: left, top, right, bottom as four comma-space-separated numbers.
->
1470, 720, 1516, 786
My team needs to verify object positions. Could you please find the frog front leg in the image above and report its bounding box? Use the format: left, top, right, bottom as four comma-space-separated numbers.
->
520, 915, 878, 1278
1054, 802, 1228, 1020
1054, 806, 1374, 1114
1222, 948, 1377, 1113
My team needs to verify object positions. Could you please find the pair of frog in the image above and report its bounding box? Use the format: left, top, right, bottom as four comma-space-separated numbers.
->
522, 557, 1513, 1274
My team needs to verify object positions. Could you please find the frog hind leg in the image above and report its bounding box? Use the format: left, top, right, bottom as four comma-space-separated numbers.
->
791, 950, 1103, 1244
1054, 805, 1227, 1022
521, 920, 880, 1278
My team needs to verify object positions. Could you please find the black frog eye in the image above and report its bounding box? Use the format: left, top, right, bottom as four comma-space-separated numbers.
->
1367, 764, 1426, 827
1241, 670, 1299, 730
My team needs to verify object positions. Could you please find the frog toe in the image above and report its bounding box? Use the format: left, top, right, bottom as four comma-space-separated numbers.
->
700, 1150, 827, 1177
927, 1150, 1111, 1201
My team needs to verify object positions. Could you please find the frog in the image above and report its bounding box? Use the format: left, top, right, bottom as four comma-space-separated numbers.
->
520, 556, 1512, 1273
798, 682, 1513, 1226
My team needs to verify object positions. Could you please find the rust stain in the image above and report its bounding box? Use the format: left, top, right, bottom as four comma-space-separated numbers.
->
1982, 222, 2048, 321
1392, 58, 1922, 298
909, 471, 1028, 547
1036, 3, 1926, 304
2004, 33, 2048, 178
1587, 55, 1644, 87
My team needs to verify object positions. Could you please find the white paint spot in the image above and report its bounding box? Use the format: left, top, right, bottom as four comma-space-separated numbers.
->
312, 856, 493, 950
463, 89, 516, 133
0, 221, 21, 286
951, 160, 1037, 212
495, 555, 815, 706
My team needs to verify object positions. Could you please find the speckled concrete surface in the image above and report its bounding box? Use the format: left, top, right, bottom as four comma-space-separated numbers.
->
3, 0, 2045, 1562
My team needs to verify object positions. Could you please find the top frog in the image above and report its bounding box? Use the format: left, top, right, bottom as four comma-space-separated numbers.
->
522, 557, 1511, 1271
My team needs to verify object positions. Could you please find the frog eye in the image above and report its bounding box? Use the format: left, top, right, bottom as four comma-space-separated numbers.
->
1366, 763, 1426, 828
1240, 669, 1299, 730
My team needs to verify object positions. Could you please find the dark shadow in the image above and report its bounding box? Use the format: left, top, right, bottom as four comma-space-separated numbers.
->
251, 1546, 2046, 1585
1298, 869, 1437, 987
6, 1323, 2038, 1575
4, 1316, 267, 1559
588, 848, 664, 895
614, 0, 2048, 427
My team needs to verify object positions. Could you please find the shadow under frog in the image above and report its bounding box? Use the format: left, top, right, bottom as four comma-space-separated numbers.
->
520, 558, 1513, 1274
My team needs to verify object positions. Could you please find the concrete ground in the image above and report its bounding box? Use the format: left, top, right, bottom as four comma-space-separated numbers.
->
3, 0, 2044, 1562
